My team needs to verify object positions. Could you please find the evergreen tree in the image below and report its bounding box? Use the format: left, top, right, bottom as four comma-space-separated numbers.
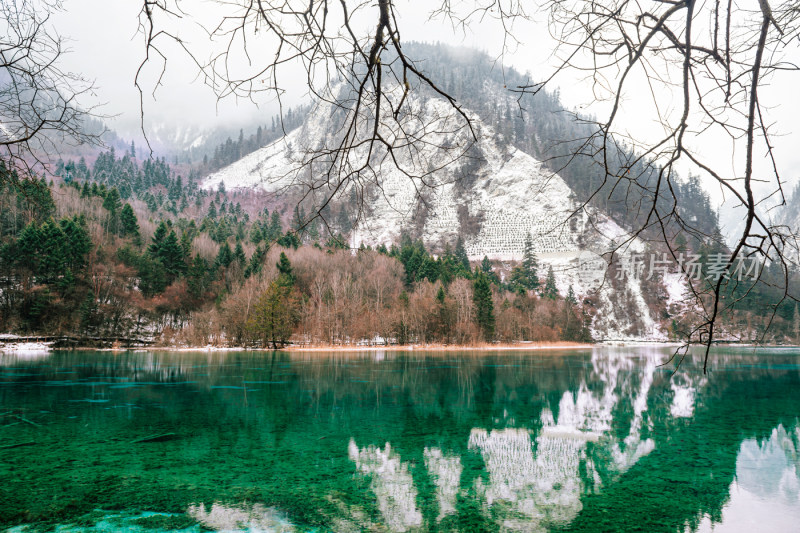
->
187, 255, 209, 298
148, 221, 169, 257
138, 255, 168, 296
38, 219, 69, 285
480, 255, 499, 284
180, 231, 194, 259
277, 231, 300, 249
158, 230, 187, 281
215, 242, 233, 269
543, 265, 558, 300
79, 293, 100, 333
59, 216, 91, 269
566, 285, 578, 306
148, 222, 185, 281
435, 285, 453, 341
119, 203, 140, 241
276, 251, 295, 286
267, 211, 283, 241
508, 265, 528, 293
522, 233, 539, 289
245, 245, 268, 278
102, 187, 122, 216
233, 241, 246, 266
473, 271, 495, 340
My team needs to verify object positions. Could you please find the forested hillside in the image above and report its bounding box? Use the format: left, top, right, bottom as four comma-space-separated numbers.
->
0, 151, 591, 346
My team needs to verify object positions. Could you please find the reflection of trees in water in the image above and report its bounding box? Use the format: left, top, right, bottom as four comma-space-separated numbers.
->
3, 348, 800, 531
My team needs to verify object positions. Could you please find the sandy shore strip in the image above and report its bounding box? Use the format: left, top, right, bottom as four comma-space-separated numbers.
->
283, 341, 593, 352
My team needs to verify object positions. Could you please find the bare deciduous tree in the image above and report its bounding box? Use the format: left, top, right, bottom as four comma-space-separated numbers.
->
0, 0, 102, 179
136, 0, 477, 234
518, 0, 800, 368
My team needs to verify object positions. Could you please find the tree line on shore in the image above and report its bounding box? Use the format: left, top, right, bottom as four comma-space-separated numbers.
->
0, 158, 590, 346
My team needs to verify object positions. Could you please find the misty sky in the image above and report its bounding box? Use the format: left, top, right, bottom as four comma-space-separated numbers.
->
51, 0, 800, 234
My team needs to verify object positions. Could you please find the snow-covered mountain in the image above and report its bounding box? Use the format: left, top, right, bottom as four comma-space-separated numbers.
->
200, 82, 672, 340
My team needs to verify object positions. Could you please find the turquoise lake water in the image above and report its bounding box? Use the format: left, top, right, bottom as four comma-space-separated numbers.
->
1, 347, 799, 532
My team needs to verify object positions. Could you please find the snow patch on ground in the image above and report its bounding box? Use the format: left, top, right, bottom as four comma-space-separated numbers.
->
0, 341, 52, 353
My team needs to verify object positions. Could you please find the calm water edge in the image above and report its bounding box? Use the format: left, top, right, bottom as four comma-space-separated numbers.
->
1, 347, 799, 532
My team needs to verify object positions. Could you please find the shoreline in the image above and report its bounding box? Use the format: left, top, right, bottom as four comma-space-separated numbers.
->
3, 339, 800, 355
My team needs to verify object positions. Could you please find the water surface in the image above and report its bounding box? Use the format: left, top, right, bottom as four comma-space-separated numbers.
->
2, 347, 799, 531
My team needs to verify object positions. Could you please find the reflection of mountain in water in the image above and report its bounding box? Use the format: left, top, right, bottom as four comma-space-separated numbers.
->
736, 425, 800, 505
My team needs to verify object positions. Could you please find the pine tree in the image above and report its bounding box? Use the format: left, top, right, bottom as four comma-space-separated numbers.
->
159, 230, 187, 281
180, 231, 193, 259
233, 242, 246, 266
102, 187, 122, 216
215, 242, 233, 269
38, 219, 68, 284
436, 285, 452, 341
59, 216, 91, 269
454, 237, 471, 275
481, 255, 492, 274
522, 233, 539, 290
245, 245, 268, 278
145, 194, 158, 212
119, 203, 140, 241
473, 272, 495, 341
276, 251, 294, 286
267, 211, 283, 241
277, 231, 300, 249
566, 285, 577, 306
148, 221, 169, 257
543, 265, 558, 300
480, 255, 499, 285
16, 221, 42, 274
187, 255, 209, 298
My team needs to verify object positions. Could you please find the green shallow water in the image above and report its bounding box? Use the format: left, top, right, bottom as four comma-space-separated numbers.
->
1, 347, 799, 532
